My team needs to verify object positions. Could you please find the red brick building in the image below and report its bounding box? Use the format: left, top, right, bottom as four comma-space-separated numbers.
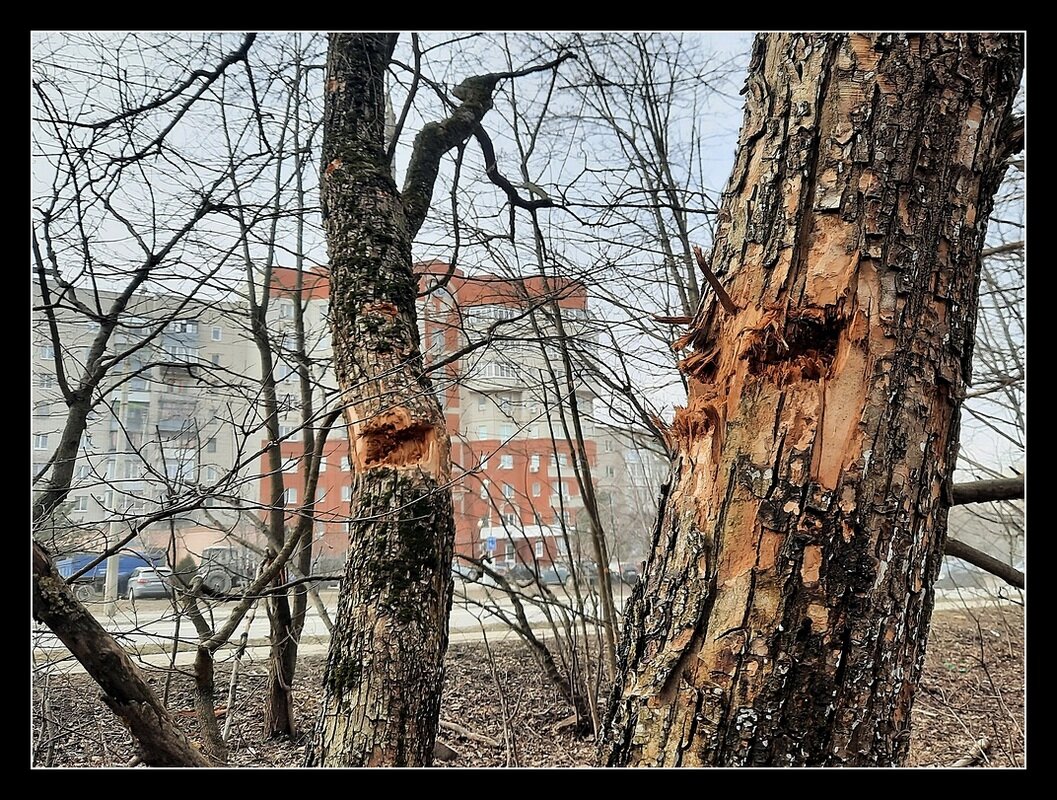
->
261, 262, 597, 570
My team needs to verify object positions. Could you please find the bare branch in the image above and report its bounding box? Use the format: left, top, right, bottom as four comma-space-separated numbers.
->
951, 476, 1023, 505
944, 538, 1023, 590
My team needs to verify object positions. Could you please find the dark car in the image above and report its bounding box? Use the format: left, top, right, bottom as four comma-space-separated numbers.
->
125, 566, 174, 600
452, 560, 483, 582
620, 565, 641, 584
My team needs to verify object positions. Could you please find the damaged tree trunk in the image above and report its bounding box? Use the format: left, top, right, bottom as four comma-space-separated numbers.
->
602, 33, 1022, 766
309, 33, 456, 767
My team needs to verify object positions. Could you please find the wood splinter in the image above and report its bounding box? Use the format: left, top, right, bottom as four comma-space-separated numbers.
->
693, 245, 739, 316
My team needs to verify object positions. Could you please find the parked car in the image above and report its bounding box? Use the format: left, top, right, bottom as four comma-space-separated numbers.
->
568, 561, 599, 585
620, 565, 641, 585
452, 559, 483, 582
538, 564, 572, 586
512, 564, 572, 595
55, 550, 164, 601
125, 566, 174, 600
505, 564, 534, 586
197, 545, 256, 593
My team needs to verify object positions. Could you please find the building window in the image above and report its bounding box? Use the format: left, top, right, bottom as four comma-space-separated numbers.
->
34, 434, 48, 450
532, 482, 541, 497
211, 326, 223, 341
482, 362, 517, 378
476, 425, 489, 439
500, 424, 514, 441
275, 362, 293, 381
552, 481, 571, 500
341, 485, 352, 502
169, 319, 198, 334
284, 487, 297, 504
503, 512, 518, 526
478, 394, 487, 411
502, 483, 514, 499
205, 465, 218, 482
605, 465, 616, 477
342, 455, 352, 471
529, 454, 540, 472
75, 464, 91, 479
317, 458, 327, 473
553, 453, 567, 467
35, 373, 55, 388
283, 457, 299, 473
604, 439, 614, 453
207, 437, 218, 453
625, 449, 641, 463
73, 495, 89, 512
479, 454, 490, 470
279, 300, 294, 319
480, 483, 490, 500
500, 454, 514, 470
211, 353, 221, 366
39, 344, 55, 359
535, 540, 544, 558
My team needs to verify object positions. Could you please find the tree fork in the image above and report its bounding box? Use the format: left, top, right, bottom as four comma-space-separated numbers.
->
602, 33, 1023, 767
309, 33, 454, 767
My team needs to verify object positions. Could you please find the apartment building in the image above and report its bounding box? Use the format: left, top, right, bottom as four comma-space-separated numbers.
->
593, 423, 670, 567
262, 262, 605, 569
31, 284, 265, 558
33, 261, 657, 573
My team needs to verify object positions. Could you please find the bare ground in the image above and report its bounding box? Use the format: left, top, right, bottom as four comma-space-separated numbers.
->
31, 603, 1024, 768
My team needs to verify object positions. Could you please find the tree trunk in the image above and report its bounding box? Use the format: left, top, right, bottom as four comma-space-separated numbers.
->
264, 588, 298, 738
602, 33, 1022, 767
310, 33, 456, 767
32, 543, 210, 767
193, 647, 227, 762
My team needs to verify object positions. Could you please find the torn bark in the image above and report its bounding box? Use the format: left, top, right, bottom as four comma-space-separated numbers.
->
309, 33, 455, 768
311, 33, 574, 767
602, 33, 1023, 767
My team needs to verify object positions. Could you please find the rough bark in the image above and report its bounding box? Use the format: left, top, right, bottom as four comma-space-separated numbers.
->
193, 647, 227, 762
602, 33, 1022, 767
32, 543, 210, 767
310, 33, 456, 767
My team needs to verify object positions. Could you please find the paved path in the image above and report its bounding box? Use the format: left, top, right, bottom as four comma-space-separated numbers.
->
31, 580, 634, 674
32, 578, 1017, 675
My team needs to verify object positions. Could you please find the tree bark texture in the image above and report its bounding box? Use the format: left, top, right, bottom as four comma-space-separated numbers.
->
311, 33, 456, 767
32, 543, 210, 767
602, 33, 1022, 767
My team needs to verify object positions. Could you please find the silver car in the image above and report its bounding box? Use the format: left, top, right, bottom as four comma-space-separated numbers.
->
125, 566, 174, 600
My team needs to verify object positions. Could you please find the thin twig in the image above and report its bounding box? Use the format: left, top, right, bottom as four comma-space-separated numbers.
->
439, 719, 502, 748
950, 737, 991, 767
480, 627, 518, 767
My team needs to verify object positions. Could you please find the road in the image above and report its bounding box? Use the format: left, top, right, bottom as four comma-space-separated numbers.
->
32, 577, 1016, 675
31, 579, 635, 674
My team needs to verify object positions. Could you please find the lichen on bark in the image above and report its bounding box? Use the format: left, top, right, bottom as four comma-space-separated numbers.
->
602, 32, 1023, 767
